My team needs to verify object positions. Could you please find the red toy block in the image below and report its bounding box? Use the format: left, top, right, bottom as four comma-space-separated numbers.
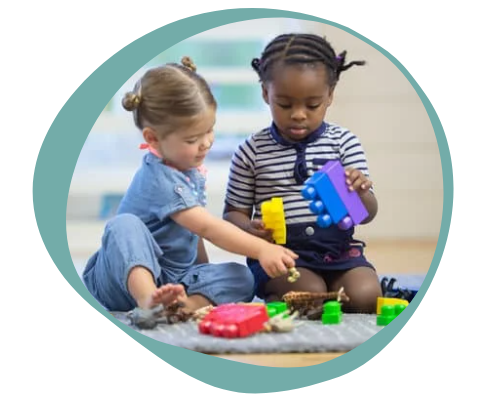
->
198, 304, 269, 338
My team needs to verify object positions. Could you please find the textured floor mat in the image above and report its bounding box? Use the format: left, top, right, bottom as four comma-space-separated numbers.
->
111, 312, 383, 354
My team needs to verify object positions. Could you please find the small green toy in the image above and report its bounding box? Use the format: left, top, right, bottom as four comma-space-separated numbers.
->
266, 301, 288, 318
377, 303, 407, 326
322, 301, 342, 324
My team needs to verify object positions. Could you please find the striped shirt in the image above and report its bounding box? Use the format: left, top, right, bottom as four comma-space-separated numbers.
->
225, 122, 371, 226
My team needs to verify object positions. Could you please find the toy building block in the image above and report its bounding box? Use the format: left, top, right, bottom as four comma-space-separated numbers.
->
261, 197, 287, 244
301, 171, 348, 228
301, 160, 368, 230
322, 301, 342, 324
377, 303, 407, 326
376, 297, 409, 315
266, 301, 288, 318
377, 305, 396, 326
198, 304, 269, 338
322, 161, 369, 228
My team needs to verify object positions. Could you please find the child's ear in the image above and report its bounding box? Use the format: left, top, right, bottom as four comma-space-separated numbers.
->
143, 127, 159, 147
261, 84, 270, 105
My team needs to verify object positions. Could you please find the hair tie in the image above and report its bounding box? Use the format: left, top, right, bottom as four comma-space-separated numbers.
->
251, 58, 261, 70
181, 56, 197, 72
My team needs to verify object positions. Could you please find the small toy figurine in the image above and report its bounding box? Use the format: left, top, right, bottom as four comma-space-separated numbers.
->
287, 266, 300, 283
127, 304, 167, 329
127, 302, 193, 329
191, 305, 215, 322
302, 160, 368, 230
263, 310, 301, 333
282, 288, 350, 319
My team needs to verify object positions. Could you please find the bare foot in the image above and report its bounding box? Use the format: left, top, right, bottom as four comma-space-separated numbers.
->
146, 283, 187, 309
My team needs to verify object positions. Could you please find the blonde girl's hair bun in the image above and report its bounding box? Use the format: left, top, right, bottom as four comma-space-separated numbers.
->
122, 91, 141, 111
181, 56, 197, 72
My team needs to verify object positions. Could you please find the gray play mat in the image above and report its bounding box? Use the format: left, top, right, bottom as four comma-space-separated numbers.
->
111, 312, 383, 353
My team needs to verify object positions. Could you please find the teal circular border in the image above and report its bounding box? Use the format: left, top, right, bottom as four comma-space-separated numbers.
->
33, 8, 452, 393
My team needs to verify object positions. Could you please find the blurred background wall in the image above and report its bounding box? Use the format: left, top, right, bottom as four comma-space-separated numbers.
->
67, 18, 442, 263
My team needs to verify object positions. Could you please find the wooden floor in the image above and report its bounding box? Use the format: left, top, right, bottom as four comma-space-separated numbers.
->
209, 239, 437, 367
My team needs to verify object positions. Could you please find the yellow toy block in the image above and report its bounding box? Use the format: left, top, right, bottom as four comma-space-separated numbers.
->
377, 297, 409, 315
261, 197, 286, 244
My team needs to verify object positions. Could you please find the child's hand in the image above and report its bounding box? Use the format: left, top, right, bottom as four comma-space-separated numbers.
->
345, 168, 373, 197
247, 219, 274, 242
258, 244, 298, 278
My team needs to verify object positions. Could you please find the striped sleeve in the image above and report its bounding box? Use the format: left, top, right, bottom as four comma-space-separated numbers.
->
225, 137, 257, 209
339, 130, 374, 192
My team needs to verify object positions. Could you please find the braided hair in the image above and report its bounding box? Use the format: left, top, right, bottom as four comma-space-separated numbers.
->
252, 33, 365, 87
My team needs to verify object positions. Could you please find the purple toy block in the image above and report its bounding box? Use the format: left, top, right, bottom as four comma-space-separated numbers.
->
322, 160, 369, 225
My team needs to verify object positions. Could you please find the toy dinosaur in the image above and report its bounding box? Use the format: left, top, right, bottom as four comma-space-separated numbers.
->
192, 304, 215, 322
263, 310, 301, 333
282, 288, 349, 319
127, 302, 193, 329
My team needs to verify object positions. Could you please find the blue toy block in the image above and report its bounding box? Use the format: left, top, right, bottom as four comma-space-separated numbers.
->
302, 160, 368, 230
301, 172, 348, 228
322, 161, 368, 226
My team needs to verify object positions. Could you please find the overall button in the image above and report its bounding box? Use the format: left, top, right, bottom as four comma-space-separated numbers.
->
305, 226, 315, 236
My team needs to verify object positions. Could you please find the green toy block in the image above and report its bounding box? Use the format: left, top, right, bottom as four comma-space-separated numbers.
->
266, 302, 288, 318
377, 305, 397, 326
322, 301, 343, 325
394, 304, 407, 316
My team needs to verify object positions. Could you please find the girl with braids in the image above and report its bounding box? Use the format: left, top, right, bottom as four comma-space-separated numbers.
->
83, 57, 298, 313
223, 34, 382, 313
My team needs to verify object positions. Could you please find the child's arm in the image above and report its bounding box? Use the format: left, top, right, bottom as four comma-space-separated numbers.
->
222, 203, 252, 229
224, 137, 275, 239
360, 191, 378, 224
172, 206, 297, 278
223, 204, 274, 242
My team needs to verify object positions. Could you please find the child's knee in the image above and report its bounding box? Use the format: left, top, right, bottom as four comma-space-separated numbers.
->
102, 213, 150, 250
344, 279, 382, 313
105, 213, 144, 235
